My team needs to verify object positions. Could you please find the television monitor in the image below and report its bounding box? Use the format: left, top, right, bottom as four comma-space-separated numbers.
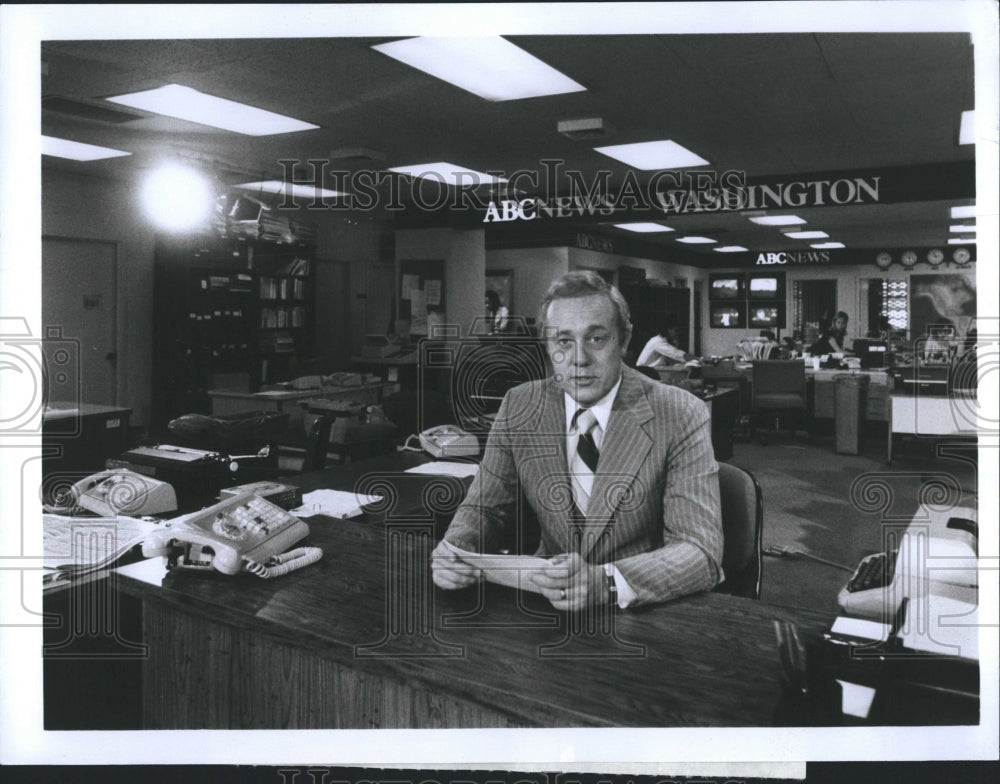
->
710, 303, 745, 328
709, 275, 743, 300
748, 304, 785, 329
747, 273, 785, 300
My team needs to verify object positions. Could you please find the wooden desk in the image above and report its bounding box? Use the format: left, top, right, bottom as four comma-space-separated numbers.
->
105, 453, 833, 729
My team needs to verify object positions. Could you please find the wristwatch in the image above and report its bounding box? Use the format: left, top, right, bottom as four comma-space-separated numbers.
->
604, 563, 618, 606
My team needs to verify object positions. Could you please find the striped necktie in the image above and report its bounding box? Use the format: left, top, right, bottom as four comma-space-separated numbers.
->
570, 408, 600, 516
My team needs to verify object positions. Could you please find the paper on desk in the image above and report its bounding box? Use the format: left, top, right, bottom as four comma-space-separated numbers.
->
43, 514, 159, 572
439, 539, 564, 594
290, 489, 383, 519
405, 461, 479, 479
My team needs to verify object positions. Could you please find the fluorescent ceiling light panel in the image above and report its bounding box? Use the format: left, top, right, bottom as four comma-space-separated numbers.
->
810, 242, 845, 249
782, 230, 829, 239
959, 110, 974, 145
372, 37, 585, 102
106, 84, 319, 136
749, 215, 806, 226
614, 222, 674, 233
951, 205, 976, 219
676, 236, 717, 244
713, 246, 748, 253
388, 162, 506, 186
234, 180, 346, 199
41, 135, 131, 161
949, 224, 976, 233
948, 238, 976, 244
593, 140, 709, 170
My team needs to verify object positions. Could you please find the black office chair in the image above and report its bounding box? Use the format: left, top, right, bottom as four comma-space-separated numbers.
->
277, 413, 334, 474
713, 462, 764, 600
751, 359, 809, 445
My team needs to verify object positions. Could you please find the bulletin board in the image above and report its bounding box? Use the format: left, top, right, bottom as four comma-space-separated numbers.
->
399, 259, 445, 336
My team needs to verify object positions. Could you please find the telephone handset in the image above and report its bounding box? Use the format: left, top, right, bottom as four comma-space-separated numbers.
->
54, 469, 178, 517
143, 492, 313, 576
417, 425, 480, 458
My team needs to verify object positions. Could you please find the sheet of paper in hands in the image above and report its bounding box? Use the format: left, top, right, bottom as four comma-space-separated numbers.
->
439, 539, 566, 594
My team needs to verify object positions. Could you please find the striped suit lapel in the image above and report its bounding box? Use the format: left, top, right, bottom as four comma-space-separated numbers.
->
523, 380, 575, 553
580, 370, 654, 560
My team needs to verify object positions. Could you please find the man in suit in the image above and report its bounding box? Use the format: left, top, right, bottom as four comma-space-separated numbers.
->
432, 271, 723, 609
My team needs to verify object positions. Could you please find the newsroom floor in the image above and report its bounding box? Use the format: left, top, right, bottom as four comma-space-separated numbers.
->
727, 423, 979, 617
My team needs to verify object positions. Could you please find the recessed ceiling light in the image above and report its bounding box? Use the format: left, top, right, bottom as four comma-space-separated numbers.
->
106, 84, 319, 136
749, 215, 806, 226
593, 140, 709, 170
951, 205, 976, 219
948, 238, 976, 244
614, 222, 674, 233
782, 230, 829, 240
41, 135, 131, 161
676, 236, 716, 244
371, 37, 585, 102
810, 242, 845, 249
713, 246, 748, 253
959, 110, 974, 145
388, 162, 506, 187
234, 180, 347, 199
949, 224, 976, 233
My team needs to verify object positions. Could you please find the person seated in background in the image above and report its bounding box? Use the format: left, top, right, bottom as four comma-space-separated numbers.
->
923, 323, 954, 364
432, 270, 723, 610
809, 310, 852, 355
636, 317, 695, 368
485, 289, 509, 334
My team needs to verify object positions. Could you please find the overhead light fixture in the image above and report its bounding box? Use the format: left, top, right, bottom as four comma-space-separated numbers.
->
810, 242, 845, 249
106, 84, 319, 136
749, 215, 806, 226
782, 230, 828, 240
593, 140, 709, 170
713, 246, 748, 253
949, 224, 976, 233
614, 222, 674, 233
141, 162, 217, 231
676, 236, 716, 244
234, 180, 347, 199
951, 205, 976, 219
959, 110, 974, 145
41, 135, 131, 161
371, 37, 585, 102
948, 238, 976, 244
388, 162, 506, 187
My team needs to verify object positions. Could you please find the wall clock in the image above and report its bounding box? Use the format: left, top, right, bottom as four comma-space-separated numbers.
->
952, 247, 971, 265
875, 252, 892, 270
901, 250, 917, 268
926, 248, 944, 266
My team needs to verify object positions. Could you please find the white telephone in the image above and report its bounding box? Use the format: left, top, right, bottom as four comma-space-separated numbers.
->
56, 469, 178, 517
417, 425, 480, 458
143, 492, 313, 576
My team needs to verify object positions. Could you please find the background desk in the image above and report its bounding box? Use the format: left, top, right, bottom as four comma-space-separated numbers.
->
103, 453, 832, 729
888, 391, 979, 462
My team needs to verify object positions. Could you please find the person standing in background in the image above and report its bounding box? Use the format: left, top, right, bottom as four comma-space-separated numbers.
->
485, 289, 509, 334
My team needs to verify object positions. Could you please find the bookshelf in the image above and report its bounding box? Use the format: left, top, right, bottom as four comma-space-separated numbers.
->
152, 235, 316, 429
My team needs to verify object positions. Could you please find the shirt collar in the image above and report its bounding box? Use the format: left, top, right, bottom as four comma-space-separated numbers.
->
563, 375, 622, 433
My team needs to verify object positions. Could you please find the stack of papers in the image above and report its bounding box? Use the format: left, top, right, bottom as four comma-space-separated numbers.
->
404, 461, 479, 479
290, 489, 383, 519
43, 514, 160, 578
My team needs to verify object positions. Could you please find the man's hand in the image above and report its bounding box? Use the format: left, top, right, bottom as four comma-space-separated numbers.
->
430, 539, 482, 590
529, 552, 606, 611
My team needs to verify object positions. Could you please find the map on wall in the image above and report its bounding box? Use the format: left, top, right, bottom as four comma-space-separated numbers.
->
909, 273, 977, 343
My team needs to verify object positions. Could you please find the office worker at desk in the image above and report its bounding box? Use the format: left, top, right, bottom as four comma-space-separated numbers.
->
432, 271, 724, 610
810, 310, 852, 355
635, 316, 695, 368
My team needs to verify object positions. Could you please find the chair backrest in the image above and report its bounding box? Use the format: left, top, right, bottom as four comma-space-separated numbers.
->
713, 462, 763, 600
752, 359, 806, 398
300, 414, 334, 473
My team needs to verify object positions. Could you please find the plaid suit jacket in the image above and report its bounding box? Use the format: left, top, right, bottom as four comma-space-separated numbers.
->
445, 366, 724, 605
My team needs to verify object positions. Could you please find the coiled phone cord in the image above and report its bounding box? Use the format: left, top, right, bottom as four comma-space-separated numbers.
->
243, 546, 323, 578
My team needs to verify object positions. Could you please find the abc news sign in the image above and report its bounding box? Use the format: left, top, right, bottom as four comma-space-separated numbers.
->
756, 251, 832, 265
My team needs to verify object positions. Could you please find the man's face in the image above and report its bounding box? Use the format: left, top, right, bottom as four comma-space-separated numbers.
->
545, 293, 630, 406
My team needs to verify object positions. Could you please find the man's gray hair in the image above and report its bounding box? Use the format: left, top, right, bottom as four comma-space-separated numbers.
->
537, 270, 632, 344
